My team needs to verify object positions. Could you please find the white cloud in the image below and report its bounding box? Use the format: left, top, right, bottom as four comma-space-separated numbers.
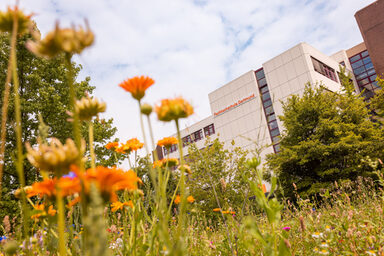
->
2, 0, 376, 156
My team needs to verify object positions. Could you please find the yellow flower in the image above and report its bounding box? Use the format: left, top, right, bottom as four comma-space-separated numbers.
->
178, 164, 192, 174
155, 97, 194, 122
152, 158, 179, 168
71, 96, 106, 121
26, 21, 94, 58
26, 137, 85, 176
119, 76, 154, 101
157, 137, 178, 148
187, 195, 195, 203
174, 195, 181, 205
0, 6, 32, 34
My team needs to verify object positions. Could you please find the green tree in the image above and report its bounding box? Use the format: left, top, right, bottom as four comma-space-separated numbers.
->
186, 138, 251, 220
0, 30, 123, 221
266, 74, 384, 199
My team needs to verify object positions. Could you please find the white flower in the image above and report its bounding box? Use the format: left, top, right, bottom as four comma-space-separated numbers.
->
325, 225, 331, 231
312, 232, 324, 238
320, 242, 329, 248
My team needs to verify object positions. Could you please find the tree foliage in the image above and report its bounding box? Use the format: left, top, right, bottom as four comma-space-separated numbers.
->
266, 72, 384, 199
186, 138, 252, 220
0, 30, 122, 220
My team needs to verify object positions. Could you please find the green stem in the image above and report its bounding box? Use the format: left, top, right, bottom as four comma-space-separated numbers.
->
88, 121, 95, 169
56, 187, 66, 256
64, 54, 81, 149
10, 16, 29, 239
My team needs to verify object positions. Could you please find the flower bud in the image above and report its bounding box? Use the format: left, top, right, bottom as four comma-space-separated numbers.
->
72, 96, 106, 121
140, 103, 153, 115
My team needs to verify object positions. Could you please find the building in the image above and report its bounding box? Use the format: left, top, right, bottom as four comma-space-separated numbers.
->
156, 1, 383, 164
355, 0, 384, 78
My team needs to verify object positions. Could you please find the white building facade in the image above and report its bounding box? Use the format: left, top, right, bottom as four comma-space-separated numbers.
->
156, 42, 372, 163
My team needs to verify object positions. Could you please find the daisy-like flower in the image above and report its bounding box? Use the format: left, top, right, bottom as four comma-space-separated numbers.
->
366, 250, 377, 256
71, 96, 106, 121
174, 195, 181, 205
85, 166, 142, 202
320, 242, 329, 248
187, 195, 195, 203
110, 201, 133, 212
119, 76, 154, 101
155, 97, 194, 122
27, 179, 56, 199
116, 138, 144, 154
312, 232, 324, 238
157, 137, 178, 148
105, 141, 119, 150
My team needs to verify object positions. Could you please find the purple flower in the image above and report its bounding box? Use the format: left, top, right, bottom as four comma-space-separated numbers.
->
283, 227, 291, 231
63, 171, 76, 179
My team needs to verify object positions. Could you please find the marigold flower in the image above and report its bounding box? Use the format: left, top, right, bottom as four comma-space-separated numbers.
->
187, 195, 195, 203
26, 137, 85, 176
157, 137, 178, 148
67, 196, 81, 208
178, 164, 192, 174
174, 195, 181, 205
0, 6, 33, 34
111, 201, 133, 212
105, 141, 119, 150
155, 97, 194, 122
47, 205, 57, 216
27, 176, 81, 199
119, 76, 154, 101
26, 21, 94, 58
116, 138, 144, 154
85, 166, 142, 202
213, 208, 221, 212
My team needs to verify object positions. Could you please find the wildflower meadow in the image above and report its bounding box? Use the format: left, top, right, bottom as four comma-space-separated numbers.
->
1, 4, 384, 256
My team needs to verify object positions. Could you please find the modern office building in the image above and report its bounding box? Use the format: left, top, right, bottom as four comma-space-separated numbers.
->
155, 1, 382, 163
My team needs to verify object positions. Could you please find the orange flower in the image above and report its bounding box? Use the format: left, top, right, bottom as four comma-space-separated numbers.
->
187, 195, 195, 203
85, 166, 142, 202
119, 76, 154, 101
57, 176, 82, 196
110, 201, 133, 212
221, 211, 229, 214
153, 158, 179, 168
48, 205, 57, 216
67, 196, 81, 208
213, 208, 221, 212
105, 141, 119, 150
155, 97, 194, 122
174, 195, 181, 205
27, 179, 56, 198
33, 204, 45, 211
116, 138, 144, 154
157, 137, 178, 148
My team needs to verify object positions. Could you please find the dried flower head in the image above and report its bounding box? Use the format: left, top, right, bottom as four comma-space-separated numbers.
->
157, 137, 178, 148
26, 21, 94, 58
155, 97, 194, 122
119, 76, 154, 101
26, 138, 85, 176
71, 96, 106, 121
0, 6, 32, 34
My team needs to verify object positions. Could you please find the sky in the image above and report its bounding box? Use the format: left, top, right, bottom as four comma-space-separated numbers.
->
3, 0, 376, 151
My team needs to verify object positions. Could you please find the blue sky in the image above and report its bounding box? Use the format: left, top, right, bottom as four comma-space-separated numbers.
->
3, 0, 376, 150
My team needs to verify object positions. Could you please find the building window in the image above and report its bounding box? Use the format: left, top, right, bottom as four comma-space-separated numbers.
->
255, 68, 281, 154
182, 135, 192, 147
339, 61, 345, 66
166, 144, 178, 154
163, 147, 168, 155
192, 129, 203, 142
349, 50, 377, 99
204, 124, 215, 137
311, 57, 338, 83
